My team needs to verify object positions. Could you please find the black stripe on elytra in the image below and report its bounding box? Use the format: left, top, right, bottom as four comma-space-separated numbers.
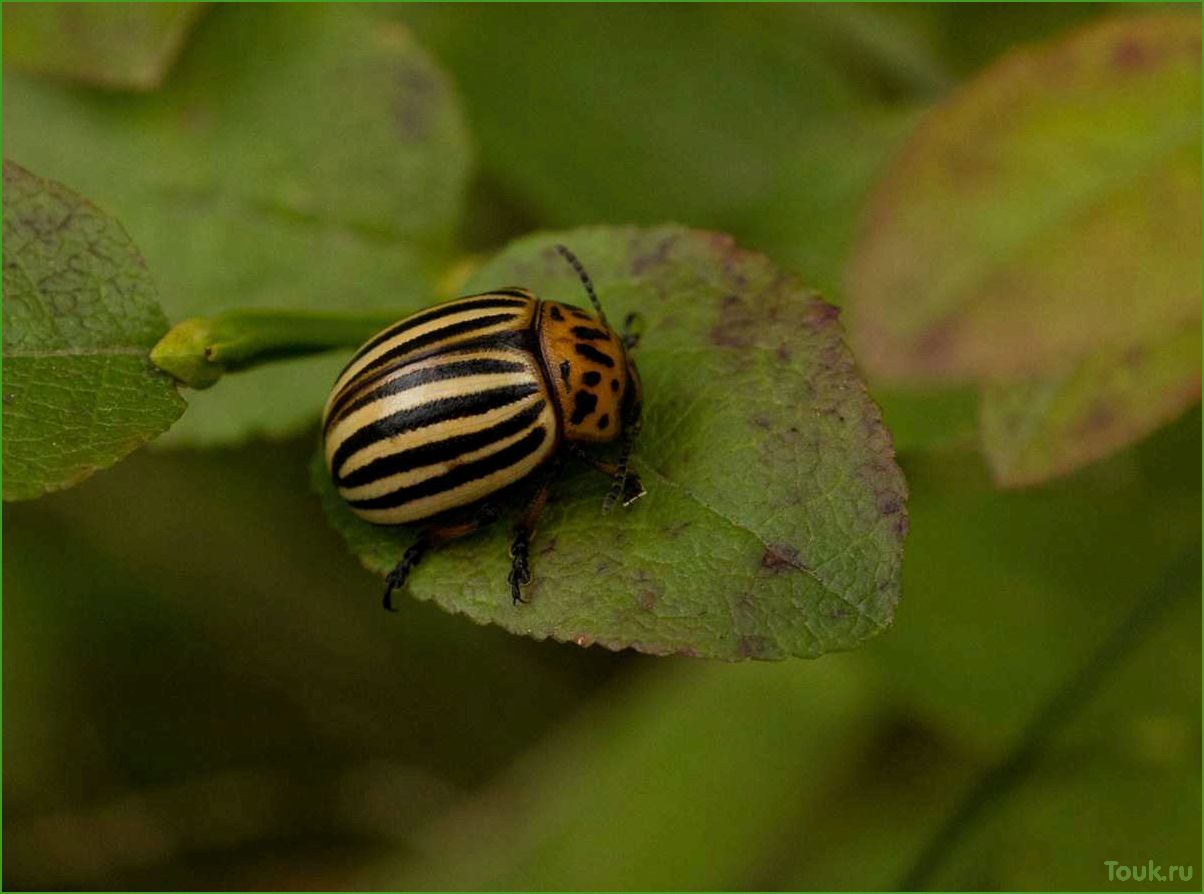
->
474, 287, 533, 300
558, 360, 572, 392
329, 330, 539, 414
327, 357, 528, 432
338, 399, 547, 488
338, 297, 528, 377
349, 426, 548, 510
548, 305, 564, 321
571, 326, 609, 342
597, 413, 610, 430
569, 309, 592, 320
356, 312, 520, 379
581, 371, 601, 386
574, 343, 615, 367
569, 390, 598, 425
331, 382, 539, 478
610, 378, 620, 392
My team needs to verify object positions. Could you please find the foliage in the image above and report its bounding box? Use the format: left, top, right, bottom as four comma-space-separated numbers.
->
3, 4, 471, 444
317, 226, 907, 659
847, 12, 1202, 485
2, 4, 1199, 891
2, 161, 185, 500
2, 2, 205, 90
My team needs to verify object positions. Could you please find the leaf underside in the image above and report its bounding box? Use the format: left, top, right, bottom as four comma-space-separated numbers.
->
2, 161, 186, 501
315, 225, 908, 660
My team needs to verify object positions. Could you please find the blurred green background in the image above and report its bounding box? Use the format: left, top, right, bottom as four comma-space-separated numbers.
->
3, 3, 1200, 890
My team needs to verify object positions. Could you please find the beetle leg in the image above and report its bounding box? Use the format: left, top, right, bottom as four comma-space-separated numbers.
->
382, 504, 501, 611
565, 442, 646, 510
621, 311, 645, 350
509, 464, 559, 605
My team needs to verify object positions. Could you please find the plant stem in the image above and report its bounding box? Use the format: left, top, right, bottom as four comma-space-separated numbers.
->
150, 309, 399, 389
898, 544, 1200, 890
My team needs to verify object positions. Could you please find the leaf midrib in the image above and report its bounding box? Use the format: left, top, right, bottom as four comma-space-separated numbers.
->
639, 459, 881, 629
4, 346, 151, 357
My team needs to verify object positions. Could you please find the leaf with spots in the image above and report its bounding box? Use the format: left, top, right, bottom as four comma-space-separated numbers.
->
846, 12, 1202, 485
2, 161, 185, 501
314, 225, 907, 660
2, 4, 472, 445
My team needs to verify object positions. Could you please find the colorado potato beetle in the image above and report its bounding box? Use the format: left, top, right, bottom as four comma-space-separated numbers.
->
322, 246, 645, 610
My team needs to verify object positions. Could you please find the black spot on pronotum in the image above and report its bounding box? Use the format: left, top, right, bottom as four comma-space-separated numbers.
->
571, 326, 609, 342
597, 413, 610, 430
559, 360, 571, 391
574, 343, 615, 367
549, 305, 565, 321
610, 378, 620, 392
582, 370, 601, 386
570, 390, 598, 425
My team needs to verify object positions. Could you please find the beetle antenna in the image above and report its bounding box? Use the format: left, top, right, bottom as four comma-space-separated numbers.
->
555, 244, 606, 324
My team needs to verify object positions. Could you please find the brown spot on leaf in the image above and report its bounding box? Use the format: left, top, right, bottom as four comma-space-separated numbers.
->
662, 521, 691, 540
738, 634, 772, 658
711, 294, 756, 349
630, 233, 678, 276
1112, 38, 1152, 71
761, 542, 804, 573
1078, 403, 1116, 436
637, 589, 656, 611
803, 299, 840, 330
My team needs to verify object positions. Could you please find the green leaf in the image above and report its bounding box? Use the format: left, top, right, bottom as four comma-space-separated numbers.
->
2, 160, 185, 501
399, 4, 944, 297
2, 4, 472, 445
980, 322, 1202, 487
315, 225, 908, 660
2, 2, 206, 91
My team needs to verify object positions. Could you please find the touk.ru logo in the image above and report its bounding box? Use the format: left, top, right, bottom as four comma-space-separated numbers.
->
1104, 860, 1193, 883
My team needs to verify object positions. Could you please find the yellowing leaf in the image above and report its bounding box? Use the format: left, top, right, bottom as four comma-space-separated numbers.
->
848, 12, 1201, 382
846, 12, 1202, 485
981, 323, 1202, 487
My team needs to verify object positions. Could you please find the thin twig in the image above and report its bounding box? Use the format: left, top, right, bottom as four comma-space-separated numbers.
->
899, 544, 1200, 891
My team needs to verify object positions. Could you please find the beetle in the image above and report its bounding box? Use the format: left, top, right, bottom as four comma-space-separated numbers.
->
322, 245, 645, 610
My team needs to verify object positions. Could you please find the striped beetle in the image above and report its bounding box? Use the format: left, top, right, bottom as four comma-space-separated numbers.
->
323, 246, 645, 610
